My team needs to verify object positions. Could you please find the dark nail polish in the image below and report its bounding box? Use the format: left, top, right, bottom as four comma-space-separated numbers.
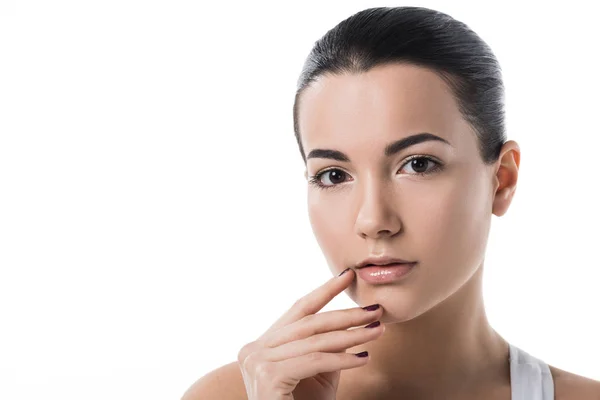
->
362, 304, 380, 311
355, 351, 369, 357
338, 267, 351, 277
365, 321, 380, 329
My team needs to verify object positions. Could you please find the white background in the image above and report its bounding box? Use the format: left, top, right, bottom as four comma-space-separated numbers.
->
1, 1, 599, 399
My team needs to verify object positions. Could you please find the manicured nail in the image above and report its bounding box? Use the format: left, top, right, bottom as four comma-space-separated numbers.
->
362, 304, 380, 311
365, 321, 380, 328
338, 267, 351, 277
354, 351, 369, 357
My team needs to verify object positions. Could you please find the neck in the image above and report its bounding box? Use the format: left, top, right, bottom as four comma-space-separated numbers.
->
355, 263, 510, 398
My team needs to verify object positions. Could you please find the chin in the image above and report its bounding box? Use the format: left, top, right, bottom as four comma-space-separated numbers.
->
378, 306, 421, 324
356, 288, 437, 324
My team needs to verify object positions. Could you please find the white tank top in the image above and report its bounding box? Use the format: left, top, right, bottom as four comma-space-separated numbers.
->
509, 343, 555, 399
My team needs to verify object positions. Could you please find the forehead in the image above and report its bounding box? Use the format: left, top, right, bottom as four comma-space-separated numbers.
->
298, 63, 468, 154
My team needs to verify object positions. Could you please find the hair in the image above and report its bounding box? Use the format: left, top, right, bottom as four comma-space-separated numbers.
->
292, 6, 507, 166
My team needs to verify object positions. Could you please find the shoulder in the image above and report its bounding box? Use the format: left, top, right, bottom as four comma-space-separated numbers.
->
180, 360, 600, 400
181, 361, 247, 400
548, 364, 600, 400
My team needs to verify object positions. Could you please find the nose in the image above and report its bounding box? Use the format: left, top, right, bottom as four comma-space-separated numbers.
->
354, 180, 402, 240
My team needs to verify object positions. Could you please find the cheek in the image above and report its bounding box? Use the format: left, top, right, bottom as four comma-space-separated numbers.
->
308, 192, 352, 253
412, 173, 490, 268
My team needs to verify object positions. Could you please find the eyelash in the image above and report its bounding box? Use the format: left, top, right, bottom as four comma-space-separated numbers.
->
307, 156, 444, 191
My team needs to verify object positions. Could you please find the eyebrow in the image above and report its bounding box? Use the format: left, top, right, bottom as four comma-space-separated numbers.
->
306, 132, 452, 162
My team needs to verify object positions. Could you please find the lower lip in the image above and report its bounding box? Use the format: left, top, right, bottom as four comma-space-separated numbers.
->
356, 263, 417, 284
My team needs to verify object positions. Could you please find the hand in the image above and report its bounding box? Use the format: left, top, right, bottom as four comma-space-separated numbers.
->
237, 268, 385, 400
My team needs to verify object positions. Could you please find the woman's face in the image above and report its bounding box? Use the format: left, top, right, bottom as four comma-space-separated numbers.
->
298, 63, 503, 322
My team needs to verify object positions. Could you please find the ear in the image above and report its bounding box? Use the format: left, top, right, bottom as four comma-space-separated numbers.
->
492, 140, 521, 217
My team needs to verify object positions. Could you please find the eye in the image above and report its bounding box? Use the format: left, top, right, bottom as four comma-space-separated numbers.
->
308, 169, 350, 189
308, 155, 444, 191
399, 156, 442, 176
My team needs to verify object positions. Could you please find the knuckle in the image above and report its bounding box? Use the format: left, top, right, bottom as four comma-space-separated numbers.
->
237, 342, 256, 363
307, 352, 324, 362
241, 352, 259, 374
293, 296, 309, 312
300, 313, 315, 325
304, 332, 322, 346
254, 361, 277, 381
239, 345, 263, 371
300, 318, 324, 340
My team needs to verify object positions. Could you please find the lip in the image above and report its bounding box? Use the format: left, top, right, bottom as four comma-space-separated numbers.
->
356, 255, 416, 269
356, 262, 417, 284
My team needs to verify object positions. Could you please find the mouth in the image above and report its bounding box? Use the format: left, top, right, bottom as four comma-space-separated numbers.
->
359, 262, 416, 268
355, 262, 417, 283
356, 256, 417, 269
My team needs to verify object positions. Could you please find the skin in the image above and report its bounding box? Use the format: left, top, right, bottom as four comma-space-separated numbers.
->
181, 61, 600, 400
296, 62, 521, 399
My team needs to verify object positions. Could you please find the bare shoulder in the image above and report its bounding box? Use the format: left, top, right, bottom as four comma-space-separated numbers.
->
181, 361, 247, 400
549, 364, 600, 400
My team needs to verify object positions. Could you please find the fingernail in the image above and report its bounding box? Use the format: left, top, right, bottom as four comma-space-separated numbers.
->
365, 321, 381, 329
362, 304, 380, 311
354, 351, 369, 357
338, 267, 351, 277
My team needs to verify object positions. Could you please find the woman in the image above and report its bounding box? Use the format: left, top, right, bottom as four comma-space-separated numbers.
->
183, 6, 600, 399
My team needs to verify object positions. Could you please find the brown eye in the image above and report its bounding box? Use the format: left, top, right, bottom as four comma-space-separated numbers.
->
319, 169, 347, 186
409, 158, 429, 173
308, 168, 351, 190
399, 156, 442, 176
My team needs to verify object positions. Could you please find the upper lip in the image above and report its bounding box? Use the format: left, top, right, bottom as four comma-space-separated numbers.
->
356, 256, 416, 268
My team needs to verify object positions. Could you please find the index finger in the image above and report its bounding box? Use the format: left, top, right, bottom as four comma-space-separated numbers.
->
261, 267, 355, 337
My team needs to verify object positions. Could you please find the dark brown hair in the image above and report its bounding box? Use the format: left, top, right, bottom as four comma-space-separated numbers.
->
293, 6, 506, 165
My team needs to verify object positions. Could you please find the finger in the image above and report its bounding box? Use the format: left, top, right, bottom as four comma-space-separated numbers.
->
264, 320, 384, 362
278, 350, 370, 382
262, 303, 382, 349
261, 268, 356, 337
